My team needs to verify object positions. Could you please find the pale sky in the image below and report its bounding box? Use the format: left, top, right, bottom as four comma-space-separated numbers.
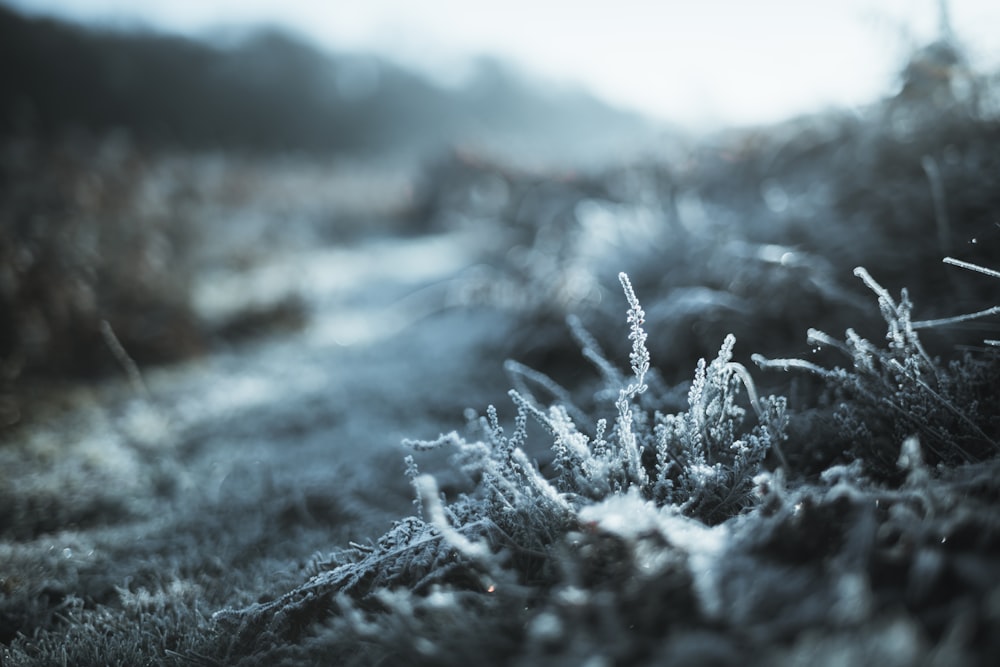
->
9, 0, 1000, 128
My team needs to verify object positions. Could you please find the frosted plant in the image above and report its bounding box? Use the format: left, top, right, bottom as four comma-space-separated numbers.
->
213, 271, 786, 646
615, 272, 650, 488
754, 262, 999, 471
649, 334, 788, 523
917, 257, 1000, 348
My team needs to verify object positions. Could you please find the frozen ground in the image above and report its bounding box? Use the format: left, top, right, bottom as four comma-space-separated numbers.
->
3, 69, 1000, 663
0, 226, 519, 660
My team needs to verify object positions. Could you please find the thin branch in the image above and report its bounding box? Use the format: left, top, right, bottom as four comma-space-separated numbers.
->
912, 306, 1000, 330
943, 257, 1000, 279
100, 320, 148, 396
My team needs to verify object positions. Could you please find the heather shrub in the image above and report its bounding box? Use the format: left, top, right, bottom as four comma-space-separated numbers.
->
755, 260, 1000, 477
209, 253, 1000, 665
212, 272, 786, 658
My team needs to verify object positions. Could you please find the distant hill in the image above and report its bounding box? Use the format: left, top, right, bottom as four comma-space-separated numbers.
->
0, 4, 657, 160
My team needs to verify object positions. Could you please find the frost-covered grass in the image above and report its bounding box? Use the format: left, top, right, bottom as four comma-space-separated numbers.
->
4, 44, 1000, 667
194, 61, 1000, 661
206, 255, 1000, 666
209, 272, 785, 653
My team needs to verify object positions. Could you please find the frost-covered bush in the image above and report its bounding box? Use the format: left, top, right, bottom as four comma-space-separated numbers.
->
754, 260, 1000, 476
200, 47, 1000, 663
208, 256, 1000, 666
212, 272, 786, 657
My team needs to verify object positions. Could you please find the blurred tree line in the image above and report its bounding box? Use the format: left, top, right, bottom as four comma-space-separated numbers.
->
0, 3, 648, 157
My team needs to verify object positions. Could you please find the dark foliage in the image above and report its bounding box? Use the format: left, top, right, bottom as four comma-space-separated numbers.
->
0, 136, 205, 383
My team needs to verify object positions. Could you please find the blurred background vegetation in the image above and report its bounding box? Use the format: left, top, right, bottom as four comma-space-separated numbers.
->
0, 2, 655, 418
1, 1, 998, 431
